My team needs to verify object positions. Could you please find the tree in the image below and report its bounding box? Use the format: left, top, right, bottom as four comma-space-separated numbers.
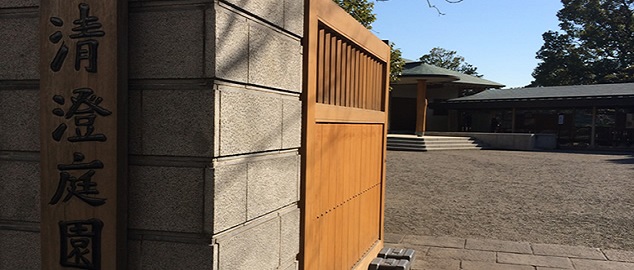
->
531, 31, 593, 86
419, 47, 482, 77
333, 0, 376, 29
389, 42, 406, 83
531, 0, 634, 86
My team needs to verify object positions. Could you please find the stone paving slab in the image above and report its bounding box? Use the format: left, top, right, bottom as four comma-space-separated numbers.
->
571, 259, 634, 270
461, 260, 535, 270
411, 257, 460, 270
401, 235, 466, 249
385, 234, 634, 270
497, 252, 574, 269
532, 243, 606, 260
603, 249, 634, 263
465, 238, 532, 254
427, 247, 496, 262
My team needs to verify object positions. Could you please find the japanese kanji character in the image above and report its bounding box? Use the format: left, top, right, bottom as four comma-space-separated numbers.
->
50, 152, 106, 207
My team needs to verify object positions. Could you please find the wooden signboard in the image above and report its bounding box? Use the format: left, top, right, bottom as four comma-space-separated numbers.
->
39, 0, 127, 268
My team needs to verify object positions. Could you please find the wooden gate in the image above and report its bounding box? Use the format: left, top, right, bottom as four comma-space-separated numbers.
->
302, 0, 391, 269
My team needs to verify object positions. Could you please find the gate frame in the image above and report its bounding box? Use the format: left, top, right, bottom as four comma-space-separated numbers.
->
300, 0, 391, 268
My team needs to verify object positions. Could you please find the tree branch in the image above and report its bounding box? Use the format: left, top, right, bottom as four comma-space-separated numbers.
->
426, 0, 464, 15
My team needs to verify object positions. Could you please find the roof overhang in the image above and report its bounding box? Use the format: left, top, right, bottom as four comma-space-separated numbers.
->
394, 74, 459, 85
442, 95, 634, 109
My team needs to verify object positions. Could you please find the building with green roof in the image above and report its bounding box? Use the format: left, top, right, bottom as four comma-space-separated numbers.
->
389, 61, 505, 134
443, 82, 634, 149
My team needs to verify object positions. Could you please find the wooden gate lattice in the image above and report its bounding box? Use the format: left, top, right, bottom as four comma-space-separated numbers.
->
303, 0, 391, 269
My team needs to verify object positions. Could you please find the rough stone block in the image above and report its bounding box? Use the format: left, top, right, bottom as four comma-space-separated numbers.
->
216, 217, 280, 270
127, 240, 142, 270
0, 90, 39, 151
139, 240, 212, 270
129, 8, 204, 79
204, 6, 215, 78
0, 14, 38, 80
282, 98, 301, 149
128, 90, 143, 155
283, 0, 303, 36
247, 154, 299, 219
129, 165, 205, 233
141, 89, 214, 157
218, 86, 282, 156
215, 6, 248, 82
281, 260, 298, 270
0, 0, 37, 8
248, 23, 302, 92
213, 162, 247, 234
222, 0, 283, 27
0, 161, 39, 222
280, 207, 300, 264
0, 230, 40, 270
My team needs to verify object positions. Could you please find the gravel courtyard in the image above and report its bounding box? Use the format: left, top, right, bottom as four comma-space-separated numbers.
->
385, 149, 634, 251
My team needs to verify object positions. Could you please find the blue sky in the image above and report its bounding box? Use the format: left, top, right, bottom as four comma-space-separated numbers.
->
371, 0, 564, 88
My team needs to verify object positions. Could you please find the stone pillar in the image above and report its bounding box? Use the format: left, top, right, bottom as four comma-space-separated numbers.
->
210, 1, 303, 269
416, 79, 428, 136
0, 0, 303, 269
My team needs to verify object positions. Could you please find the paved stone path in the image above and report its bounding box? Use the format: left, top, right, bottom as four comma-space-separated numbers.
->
385, 233, 634, 270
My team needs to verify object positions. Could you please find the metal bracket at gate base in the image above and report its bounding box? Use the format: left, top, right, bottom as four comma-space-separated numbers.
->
378, 248, 416, 261
368, 258, 410, 270
368, 247, 416, 270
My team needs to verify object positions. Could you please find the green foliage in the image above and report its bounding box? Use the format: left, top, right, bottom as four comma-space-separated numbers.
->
389, 43, 406, 84
531, 0, 634, 86
333, 0, 376, 29
419, 47, 482, 77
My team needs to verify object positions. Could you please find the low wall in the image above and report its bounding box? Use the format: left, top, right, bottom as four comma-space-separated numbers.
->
426, 132, 557, 151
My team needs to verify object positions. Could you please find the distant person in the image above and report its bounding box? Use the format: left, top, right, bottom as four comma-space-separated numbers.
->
462, 112, 472, 131
490, 117, 500, 133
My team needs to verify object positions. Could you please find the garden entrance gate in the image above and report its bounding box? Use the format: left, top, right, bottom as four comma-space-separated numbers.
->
302, 0, 391, 268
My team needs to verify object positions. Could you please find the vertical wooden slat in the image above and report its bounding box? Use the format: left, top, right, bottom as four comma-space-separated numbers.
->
317, 28, 325, 104
329, 34, 337, 105
349, 48, 355, 108
368, 59, 374, 110
345, 45, 352, 107
374, 63, 378, 110
336, 40, 342, 106
372, 60, 382, 110
361, 54, 367, 109
323, 32, 331, 105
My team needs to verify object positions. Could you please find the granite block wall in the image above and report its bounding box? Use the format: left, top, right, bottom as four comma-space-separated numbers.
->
210, 1, 303, 269
0, 3, 41, 270
0, 0, 303, 269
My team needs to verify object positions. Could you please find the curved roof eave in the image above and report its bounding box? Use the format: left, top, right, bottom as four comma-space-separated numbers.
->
394, 74, 460, 85
395, 61, 505, 88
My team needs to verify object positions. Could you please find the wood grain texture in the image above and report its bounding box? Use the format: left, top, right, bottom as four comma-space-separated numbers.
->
302, 1, 390, 268
39, 0, 127, 268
